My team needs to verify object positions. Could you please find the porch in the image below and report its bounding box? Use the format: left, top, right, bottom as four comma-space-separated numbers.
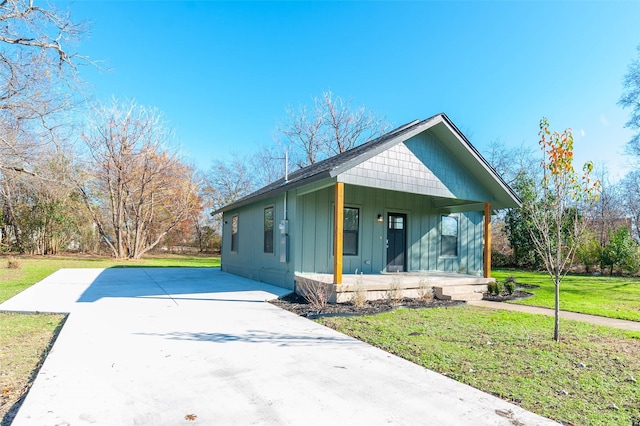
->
294, 271, 495, 304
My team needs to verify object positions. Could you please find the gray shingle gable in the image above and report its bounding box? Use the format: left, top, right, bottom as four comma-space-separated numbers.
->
213, 113, 520, 214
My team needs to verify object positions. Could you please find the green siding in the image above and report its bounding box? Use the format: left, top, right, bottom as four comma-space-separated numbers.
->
296, 185, 485, 276
220, 192, 296, 290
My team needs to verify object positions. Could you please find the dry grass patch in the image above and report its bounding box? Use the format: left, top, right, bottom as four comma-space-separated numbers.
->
5, 257, 20, 270
0, 313, 66, 425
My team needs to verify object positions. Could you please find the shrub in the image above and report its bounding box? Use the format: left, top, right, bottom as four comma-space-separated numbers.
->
491, 250, 514, 268
385, 274, 403, 305
504, 279, 516, 295
487, 281, 504, 295
351, 273, 367, 308
6, 256, 21, 269
296, 278, 330, 310
417, 273, 433, 302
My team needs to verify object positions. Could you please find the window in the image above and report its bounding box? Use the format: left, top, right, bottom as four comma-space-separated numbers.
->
264, 206, 274, 254
440, 215, 458, 257
388, 215, 404, 230
231, 215, 239, 252
343, 207, 359, 256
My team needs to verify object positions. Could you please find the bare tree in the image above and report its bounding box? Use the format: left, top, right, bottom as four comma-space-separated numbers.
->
483, 140, 539, 186
619, 43, 640, 156
277, 91, 389, 169
619, 170, 640, 241
280, 105, 323, 168
319, 92, 388, 156
77, 99, 200, 259
250, 144, 287, 188
589, 167, 624, 245
204, 153, 257, 213
0, 0, 91, 253
202, 153, 257, 243
0, 0, 87, 166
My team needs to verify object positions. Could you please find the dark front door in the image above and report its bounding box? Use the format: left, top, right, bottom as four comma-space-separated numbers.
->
386, 213, 406, 272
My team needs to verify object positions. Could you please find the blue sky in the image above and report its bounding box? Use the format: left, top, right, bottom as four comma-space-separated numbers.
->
59, 1, 640, 180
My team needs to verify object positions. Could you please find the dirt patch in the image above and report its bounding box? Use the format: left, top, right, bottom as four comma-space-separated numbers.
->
270, 292, 464, 318
482, 283, 538, 302
482, 290, 534, 302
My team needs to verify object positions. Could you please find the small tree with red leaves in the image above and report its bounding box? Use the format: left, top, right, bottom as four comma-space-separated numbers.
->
525, 117, 600, 342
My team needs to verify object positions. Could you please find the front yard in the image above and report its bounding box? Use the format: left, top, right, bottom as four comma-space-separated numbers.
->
493, 269, 640, 322
2, 261, 639, 425
320, 305, 640, 425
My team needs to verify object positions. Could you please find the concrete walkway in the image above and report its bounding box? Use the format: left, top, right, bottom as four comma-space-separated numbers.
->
468, 300, 640, 332
0, 268, 555, 426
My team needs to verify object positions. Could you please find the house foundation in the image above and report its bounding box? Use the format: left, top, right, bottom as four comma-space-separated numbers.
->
294, 272, 495, 304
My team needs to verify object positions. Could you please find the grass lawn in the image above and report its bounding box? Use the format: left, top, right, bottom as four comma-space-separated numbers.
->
0, 253, 220, 424
320, 305, 640, 425
493, 269, 640, 322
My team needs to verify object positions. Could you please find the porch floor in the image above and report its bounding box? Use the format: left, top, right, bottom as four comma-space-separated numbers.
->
294, 272, 495, 304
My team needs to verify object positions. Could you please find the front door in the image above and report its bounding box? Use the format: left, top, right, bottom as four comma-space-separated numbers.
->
386, 213, 406, 272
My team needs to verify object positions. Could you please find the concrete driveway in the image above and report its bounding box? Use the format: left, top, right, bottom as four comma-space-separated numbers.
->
0, 268, 555, 425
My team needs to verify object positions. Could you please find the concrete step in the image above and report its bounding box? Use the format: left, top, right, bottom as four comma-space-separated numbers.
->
437, 292, 485, 302
434, 277, 493, 286
435, 284, 488, 296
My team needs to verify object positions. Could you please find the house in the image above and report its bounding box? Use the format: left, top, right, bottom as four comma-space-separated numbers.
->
214, 113, 521, 301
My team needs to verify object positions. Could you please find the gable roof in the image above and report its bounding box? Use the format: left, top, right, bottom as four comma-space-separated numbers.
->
214, 113, 521, 214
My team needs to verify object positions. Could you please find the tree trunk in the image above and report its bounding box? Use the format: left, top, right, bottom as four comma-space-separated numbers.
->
554, 279, 560, 342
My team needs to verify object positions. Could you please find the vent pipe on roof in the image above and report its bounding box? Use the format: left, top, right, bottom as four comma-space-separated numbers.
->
285, 150, 288, 183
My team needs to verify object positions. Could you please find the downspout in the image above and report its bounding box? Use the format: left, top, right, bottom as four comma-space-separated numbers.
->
284, 151, 288, 222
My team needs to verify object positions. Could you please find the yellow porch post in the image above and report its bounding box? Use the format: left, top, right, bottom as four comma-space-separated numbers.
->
483, 202, 492, 278
333, 182, 344, 285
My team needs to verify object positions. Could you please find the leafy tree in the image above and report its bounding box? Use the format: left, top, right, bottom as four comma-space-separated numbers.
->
0, 144, 88, 254
504, 172, 543, 268
619, 43, 640, 155
524, 118, 599, 341
77, 99, 201, 259
575, 230, 601, 274
600, 226, 639, 276
485, 140, 540, 268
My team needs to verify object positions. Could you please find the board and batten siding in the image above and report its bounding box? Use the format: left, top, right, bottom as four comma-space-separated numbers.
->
297, 185, 485, 276
220, 193, 296, 289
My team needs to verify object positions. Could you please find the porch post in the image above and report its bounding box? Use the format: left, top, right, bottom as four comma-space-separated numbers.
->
333, 182, 344, 285
483, 202, 492, 278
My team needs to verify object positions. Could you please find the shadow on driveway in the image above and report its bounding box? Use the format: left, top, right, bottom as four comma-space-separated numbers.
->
0, 267, 290, 314
134, 329, 356, 346
76, 267, 290, 304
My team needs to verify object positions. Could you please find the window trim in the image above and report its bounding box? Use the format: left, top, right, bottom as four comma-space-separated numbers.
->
230, 214, 239, 253
343, 206, 360, 256
439, 214, 458, 257
263, 205, 274, 254
332, 204, 360, 257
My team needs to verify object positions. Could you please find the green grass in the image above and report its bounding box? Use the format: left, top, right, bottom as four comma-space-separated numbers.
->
493, 269, 640, 322
0, 253, 220, 424
320, 306, 640, 425
0, 254, 220, 303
